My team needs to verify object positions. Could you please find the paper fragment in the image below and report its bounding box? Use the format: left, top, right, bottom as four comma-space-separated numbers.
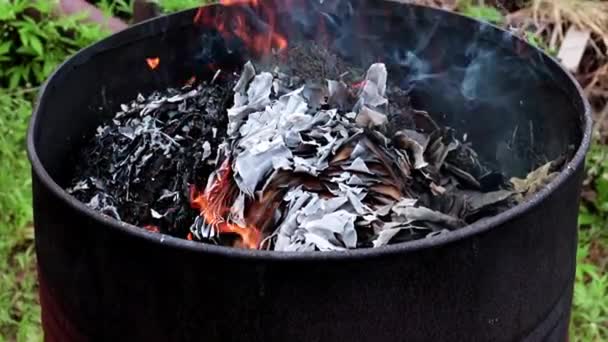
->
356, 106, 388, 128
395, 130, 428, 169
70, 59, 524, 252
345, 157, 372, 174
373, 228, 403, 247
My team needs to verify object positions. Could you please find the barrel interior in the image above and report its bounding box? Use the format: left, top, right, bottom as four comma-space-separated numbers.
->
32, 0, 584, 189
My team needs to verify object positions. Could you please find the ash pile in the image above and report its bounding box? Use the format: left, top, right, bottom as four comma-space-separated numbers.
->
69, 60, 560, 251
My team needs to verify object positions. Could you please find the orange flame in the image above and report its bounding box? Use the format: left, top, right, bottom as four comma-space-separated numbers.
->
185, 76, 197, 86
190, 160, 262, 249
352, 80, 367, 89
146, 57, 160, 70
194, 0, 287, 56
143, 224, 160, 233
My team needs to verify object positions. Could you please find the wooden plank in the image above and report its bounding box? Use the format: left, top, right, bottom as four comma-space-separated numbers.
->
557, 27, 590, 73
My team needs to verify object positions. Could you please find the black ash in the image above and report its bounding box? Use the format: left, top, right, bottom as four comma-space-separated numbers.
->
69, 75, 237, 238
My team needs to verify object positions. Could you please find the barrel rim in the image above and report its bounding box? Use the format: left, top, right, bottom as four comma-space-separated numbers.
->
27, 2, 593, 261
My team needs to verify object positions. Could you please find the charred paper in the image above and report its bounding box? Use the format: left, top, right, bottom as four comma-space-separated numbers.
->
68, 54, 565, 251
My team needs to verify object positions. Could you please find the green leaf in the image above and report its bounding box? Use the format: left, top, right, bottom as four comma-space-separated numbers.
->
18, 29, 30, 49
42, 58, 58, 77
0, 2, 18, 20
31, 0, 54, 14
578, 211, 596, 226
462, 5, 504, 25
31, 63, 44, 83
15, 45, 33, 55
8, 68, 23, 89
0, 41, 12, 55
156, 0, 204, 12
596, 174, 608, 210
28, 35, 43, 56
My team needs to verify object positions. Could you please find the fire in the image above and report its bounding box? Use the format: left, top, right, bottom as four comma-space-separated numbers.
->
146, 57, 160, 70
352, 80, 367, 89
185, 76, 197, 86
189, 160, 262, 249
194, 0, 287, 56
143, 225, 160, 233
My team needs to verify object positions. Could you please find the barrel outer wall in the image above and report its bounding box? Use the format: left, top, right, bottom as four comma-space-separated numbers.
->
32, 159, 584, 341
29, 2, 589, 341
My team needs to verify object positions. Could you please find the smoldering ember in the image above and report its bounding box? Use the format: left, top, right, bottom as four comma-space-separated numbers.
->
68, 56, 565, 251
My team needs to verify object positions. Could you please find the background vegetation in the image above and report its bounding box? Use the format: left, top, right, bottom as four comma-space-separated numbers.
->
0, 0, 606, 341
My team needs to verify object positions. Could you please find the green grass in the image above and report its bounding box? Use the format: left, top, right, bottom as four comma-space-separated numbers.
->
572, 141, 608, 341
0, 92, 39, 341
572, 226, 608, 341
0, 0, 114, 339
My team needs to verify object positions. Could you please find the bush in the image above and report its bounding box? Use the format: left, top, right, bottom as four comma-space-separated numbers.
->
0, 0, 110, 89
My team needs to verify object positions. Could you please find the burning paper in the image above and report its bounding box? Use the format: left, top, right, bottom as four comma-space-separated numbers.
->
181, 61, 519, 251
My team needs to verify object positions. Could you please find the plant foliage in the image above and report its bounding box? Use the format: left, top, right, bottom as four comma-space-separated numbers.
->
0, 0, 109, 89
154, 0, 205, 13
571, 141, 608, 341
458, 0, 505, 25
97, 0, 134, 19
0, 0, 119, 339
0, 92, 40, 341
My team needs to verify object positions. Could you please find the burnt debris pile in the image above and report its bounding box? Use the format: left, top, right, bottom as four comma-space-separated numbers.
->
69, 57, 563, 251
